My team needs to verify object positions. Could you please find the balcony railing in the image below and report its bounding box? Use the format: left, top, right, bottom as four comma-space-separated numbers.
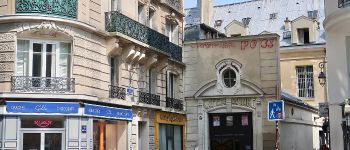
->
109, 85, 126, 100
139, 91, 160, 106
339, 0, 350, 8
105, 11, 182, 62
166, 97, 184, 110
15, 0, 78, 19
11, 76, 75, 93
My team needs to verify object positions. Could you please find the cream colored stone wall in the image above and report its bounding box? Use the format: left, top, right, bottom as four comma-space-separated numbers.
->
0, 32, 15, 92
280, 48, 326, 106
225, 21, 247, 37
291, 17, 318, 44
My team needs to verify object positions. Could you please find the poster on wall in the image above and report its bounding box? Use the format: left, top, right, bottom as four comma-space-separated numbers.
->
213, 116, 220, 126
241, 115, 248, 126
226, 116, 233, 126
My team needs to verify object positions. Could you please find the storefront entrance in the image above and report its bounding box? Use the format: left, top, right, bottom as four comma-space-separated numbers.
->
209, 112, 253, 150
22, 131, 64, 150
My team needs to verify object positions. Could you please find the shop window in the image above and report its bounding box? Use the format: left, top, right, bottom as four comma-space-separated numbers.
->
93, 120, 128, 150
16, 40, 71, 78
159, 124, 183, 150
296, 66, 314, 98
297, 28, 310, 44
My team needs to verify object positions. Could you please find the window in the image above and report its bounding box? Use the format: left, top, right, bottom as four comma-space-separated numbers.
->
242, 17, 251, 26
138, 2, 145, 24
167, 73, 175, 98
149, 7, 156, 29
269, 13, 277, 19
307, 10, 318, 19
149, 68, 157, 94
214, 20, 223, 28
296, 66, 314, 98
16, 40, 71, 77
222, 69, 236, 88
111, 0, 120, 11
297, 28, 310, 44
110, 57, 118, 86
159, 124, 183, 150
166, 22, 178, 44
93, 120, 128, 150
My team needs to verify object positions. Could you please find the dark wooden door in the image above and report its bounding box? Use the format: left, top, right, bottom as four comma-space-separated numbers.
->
209, 113, 253, 150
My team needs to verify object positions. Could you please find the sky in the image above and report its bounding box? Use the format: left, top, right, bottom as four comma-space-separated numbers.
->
184, 0, 249, 8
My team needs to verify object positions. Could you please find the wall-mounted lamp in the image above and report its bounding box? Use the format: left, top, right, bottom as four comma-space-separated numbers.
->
318, 61, 327, 87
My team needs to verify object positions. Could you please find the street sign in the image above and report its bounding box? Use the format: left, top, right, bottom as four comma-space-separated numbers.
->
319, 102, 329, 117
127, 86, 133, 96
268, 100, 285, 121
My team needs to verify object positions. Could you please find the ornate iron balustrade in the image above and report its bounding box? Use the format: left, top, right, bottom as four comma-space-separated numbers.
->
105, 11, 182, 62
339, 0, 350, 8
166, 97, 184, 110
139, 91, 160, 106
109, 85, 126, 100
16, 0, 77, 19
11, 76, 75, 93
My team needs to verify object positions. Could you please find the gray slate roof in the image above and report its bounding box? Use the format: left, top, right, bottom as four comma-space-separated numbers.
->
184, 0, 325, 46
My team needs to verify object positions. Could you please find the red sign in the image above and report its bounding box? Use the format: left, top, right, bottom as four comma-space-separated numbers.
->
34, 120, 53, 128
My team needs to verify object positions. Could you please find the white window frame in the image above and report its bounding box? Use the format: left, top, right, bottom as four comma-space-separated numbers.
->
16, 39, 72, 78
296, 66, 314, 98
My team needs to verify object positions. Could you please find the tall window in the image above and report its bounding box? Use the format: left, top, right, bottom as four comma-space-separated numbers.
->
111, 0, 120, 11
167, 73, 175, 98
297, 28, 310, 44
16, 40, 71, 77
166, 22, 178, 44
159, 124, 183, 150
149, 8, 156, 29
110, 57, 119, 85
138, 2, 145, 25
149, 68, 157, 94
296, 66, 314, 98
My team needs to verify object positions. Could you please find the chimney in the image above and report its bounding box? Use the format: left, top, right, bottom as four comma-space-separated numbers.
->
284, 17, 291, 31
198, 0, 213, 25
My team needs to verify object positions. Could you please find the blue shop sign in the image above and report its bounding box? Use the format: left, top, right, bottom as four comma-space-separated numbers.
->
84, 104, 132, 121
6, 101, 79, 114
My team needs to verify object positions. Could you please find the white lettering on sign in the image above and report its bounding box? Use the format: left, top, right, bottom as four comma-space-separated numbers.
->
88, 108, 100, 114
35, 105, 47, 111
10, 105, 25, 111
56, 106, 74, 112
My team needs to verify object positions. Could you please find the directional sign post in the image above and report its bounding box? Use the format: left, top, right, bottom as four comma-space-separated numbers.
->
268, 100, 285, 121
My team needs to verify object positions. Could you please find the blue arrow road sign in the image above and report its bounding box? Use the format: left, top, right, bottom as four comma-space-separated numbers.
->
268, 100, 285, 121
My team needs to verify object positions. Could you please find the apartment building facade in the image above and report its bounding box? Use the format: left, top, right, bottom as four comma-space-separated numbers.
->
0, 0, 185, 150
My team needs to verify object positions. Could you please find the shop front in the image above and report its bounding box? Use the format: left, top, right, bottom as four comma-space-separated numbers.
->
154, 111, 186, 150
0, 101, 132, 150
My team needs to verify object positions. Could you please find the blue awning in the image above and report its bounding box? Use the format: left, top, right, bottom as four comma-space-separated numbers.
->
83, 103, 133, 121
6, 101, 79, 114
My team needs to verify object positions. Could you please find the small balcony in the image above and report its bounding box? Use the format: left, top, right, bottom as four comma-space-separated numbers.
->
139, 91, 160, 106
109, 85, 126, 100
339, 0, 350, 8
105, 11, 182, 62
15, 0, 77, 19
11, 76, 75, 93
166, 97, 184, 110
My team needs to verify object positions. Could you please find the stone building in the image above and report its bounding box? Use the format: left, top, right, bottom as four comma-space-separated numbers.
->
185, 0, 327, 108
0, 0, 184, 150
183, 0, 324, 149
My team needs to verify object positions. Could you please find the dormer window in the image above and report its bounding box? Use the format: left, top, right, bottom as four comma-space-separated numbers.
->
307, 10, 318, 19
269, 13, 277, 19
297, 28, 310, 44
242, 17, 251, 26
214, 20, 223, 28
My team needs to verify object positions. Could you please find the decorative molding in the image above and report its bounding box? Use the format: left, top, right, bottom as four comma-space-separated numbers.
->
0, 33, 15, 42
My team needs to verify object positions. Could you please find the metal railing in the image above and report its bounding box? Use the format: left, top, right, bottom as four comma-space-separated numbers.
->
109, 85, 126, 100
166, 97, 184, 110
11, 76, 75, 93
339, 0, 350, 8
139, 91, 160, 106
15, 0, 77, 19
105, 11, 182, 62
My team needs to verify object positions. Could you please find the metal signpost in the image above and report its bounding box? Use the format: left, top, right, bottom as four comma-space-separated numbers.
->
268, 100, 285, 150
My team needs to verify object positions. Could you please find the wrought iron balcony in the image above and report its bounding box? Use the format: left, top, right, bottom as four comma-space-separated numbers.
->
166, 97, 184, 110
339, 0, 350, 8
109, 85, 126, 100
11, 76, 75, 93
139, 91, 160, 106
15, 0, 77, 19
105, 11, 182, 62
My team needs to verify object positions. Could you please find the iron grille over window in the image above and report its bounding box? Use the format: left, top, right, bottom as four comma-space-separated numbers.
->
296, 66, 314, 98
